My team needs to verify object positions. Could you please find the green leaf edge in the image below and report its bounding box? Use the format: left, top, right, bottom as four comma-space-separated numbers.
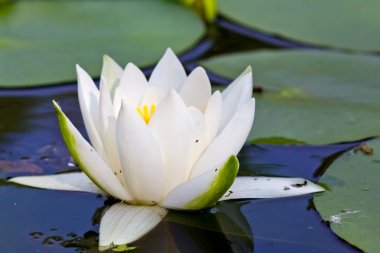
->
251, 136, 306, 145
52, 100, 109, 195
184, 155, 239, 210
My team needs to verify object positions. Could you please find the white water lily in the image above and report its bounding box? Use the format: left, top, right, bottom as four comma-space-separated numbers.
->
9, 49, 324, 249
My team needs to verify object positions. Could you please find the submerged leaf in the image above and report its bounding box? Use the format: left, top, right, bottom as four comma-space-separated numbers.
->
0, 160, 44, 174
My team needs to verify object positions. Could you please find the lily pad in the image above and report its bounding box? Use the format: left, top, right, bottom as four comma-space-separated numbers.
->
218, 0, 380, 51
201, 50, 380, 144
0, 0, 204, 87
314, 138, 380, 253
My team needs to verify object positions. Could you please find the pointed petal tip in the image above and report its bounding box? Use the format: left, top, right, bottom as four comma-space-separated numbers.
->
52, 99, 59, 108
242, 70, 253, 82
75, 64, 83, 73
314, 183, 326, 192
190, 66, 210, 80
237, 66, 253, 83
125, 62, 134, 67
161, 47, 182, 65
213, 90, 222, 96
75, 64, 92, 83
7, 177, 17, 184
192, 66, 207, 74
162, 47, 181, 63
8, 176, 32, 187
8, 173, 103, 194
52, 100, 64, 114
102, 54, 120, 67
229, 154, 239, 167
124, 62, 144, 75
75, 64, 94, 79
149, 47, 186, 91
159, 48, 176, 61
102, 54, 111, 61
165, 47, 175, 55
221, 177, 325, 201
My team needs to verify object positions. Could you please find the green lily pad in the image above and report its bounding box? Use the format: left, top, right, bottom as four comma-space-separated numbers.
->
219, 0, 380, 51
201, 50, 380, 144
314, 139, 380, 253
0, 0, 204, 87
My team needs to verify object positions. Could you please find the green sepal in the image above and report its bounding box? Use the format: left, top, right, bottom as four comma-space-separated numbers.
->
184, 155, 239, 210
52, 100, 109, 195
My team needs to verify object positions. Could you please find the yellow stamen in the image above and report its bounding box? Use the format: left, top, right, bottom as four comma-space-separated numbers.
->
137, 104, 156, 124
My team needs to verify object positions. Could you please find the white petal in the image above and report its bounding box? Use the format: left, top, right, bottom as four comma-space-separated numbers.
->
53, 101, 132, 202
189, 106, 205, 129
190, 99, 255, 179
187, 92, 223, 171
179, 67, 212, 111
220, 177, 325, 200
113, 63, 148, 115
99, 80, 122, 178
100, 55, 123, 99
220, 69, 253, 132
99, 79, 114, 125
149, 91, 193, 195
99, 203, 167, 249
9, 172, 103, 194
221, 66, 252, 99
161, 155, 239, 210
139, 86, 166, 106
187, 107, 207, 168
149, 48, 187, 93
116, 102, 164, 203
204, 91, 222, 143
76, 64, 108, 161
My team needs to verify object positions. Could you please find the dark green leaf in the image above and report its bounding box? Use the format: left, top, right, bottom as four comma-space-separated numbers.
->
314, 138, 380, 253
219, 0, 380, 51
0, 0, 204, 87
201, 50, 380, 144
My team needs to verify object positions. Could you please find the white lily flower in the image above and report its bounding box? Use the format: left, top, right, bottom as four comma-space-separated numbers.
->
9, 49, 324, 249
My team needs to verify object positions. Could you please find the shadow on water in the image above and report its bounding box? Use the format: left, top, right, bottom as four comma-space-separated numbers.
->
0, 86, 81, 177
238, 140, 366, 181
0, 180, 363, 253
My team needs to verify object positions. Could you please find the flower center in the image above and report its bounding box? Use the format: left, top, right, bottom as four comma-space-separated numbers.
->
137, 104, 156, 124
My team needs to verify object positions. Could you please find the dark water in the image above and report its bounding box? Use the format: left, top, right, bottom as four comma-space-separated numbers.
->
0, 14, 367, 253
